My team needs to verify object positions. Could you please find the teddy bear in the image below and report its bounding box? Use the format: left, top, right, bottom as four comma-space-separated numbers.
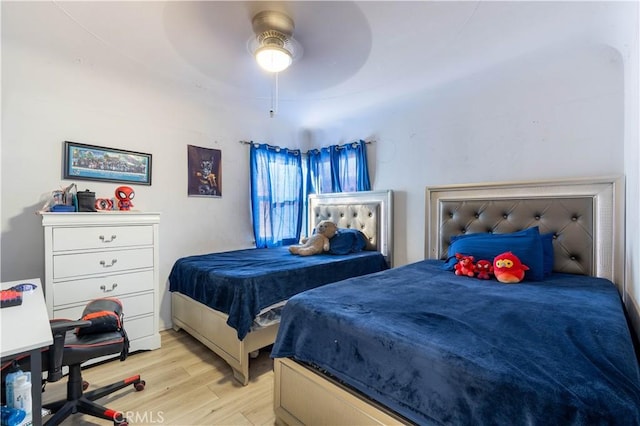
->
454, 253, 476, 277
288, 220, 338, 256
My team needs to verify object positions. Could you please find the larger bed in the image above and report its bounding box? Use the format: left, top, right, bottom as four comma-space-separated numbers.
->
169, 190, 393, 385
271, 176, 640, 425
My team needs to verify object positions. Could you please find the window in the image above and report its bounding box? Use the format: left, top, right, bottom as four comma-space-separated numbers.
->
250, 144, 303, 248
250, 140, 370, 246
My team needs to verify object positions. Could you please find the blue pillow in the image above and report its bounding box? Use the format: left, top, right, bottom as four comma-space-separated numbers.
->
541, 232, 555, 277
329, 229, 367, 255
443, 227, 545, 281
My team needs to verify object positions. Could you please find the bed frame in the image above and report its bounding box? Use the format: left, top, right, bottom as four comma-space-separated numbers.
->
172, 190, 393, 385
274, 176, 625, 425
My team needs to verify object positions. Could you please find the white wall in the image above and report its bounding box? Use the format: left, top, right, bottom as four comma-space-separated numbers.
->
0, 40, 298, 329
622, 2, 640, 341
304, 43, 625, 264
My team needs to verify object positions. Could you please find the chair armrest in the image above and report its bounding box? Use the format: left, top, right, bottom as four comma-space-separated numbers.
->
49, 319, 92, 334
47, 319, 92, 382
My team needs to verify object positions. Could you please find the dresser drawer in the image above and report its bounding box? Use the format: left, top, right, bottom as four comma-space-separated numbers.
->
53, 248, 153, 279
125, 314, 155, 341
52, 270, 154, 306
53, 292, 154, 321
52, 225, 153, 252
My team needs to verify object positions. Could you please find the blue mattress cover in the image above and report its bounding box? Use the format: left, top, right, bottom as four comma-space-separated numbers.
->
168, 246, 388, 340
271, 259, 640, 425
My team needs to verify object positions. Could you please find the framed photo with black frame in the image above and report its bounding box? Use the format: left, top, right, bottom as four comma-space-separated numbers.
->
63, 141, 152, 185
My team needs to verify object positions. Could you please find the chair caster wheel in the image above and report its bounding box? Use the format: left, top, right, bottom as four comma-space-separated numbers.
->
134, 380, 145, 391
113, 413, 127, 425
82, 380, 89, 391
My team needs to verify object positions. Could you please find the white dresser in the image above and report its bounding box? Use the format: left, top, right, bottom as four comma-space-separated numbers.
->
41, 212, 161, 353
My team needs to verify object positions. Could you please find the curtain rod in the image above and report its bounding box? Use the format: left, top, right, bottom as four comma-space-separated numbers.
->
238, 140, 374, 145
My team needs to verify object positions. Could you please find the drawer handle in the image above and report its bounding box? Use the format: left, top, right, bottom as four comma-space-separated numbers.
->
99, 259, 118, 268
99, 235, 117, 243
100, 283, 118, 293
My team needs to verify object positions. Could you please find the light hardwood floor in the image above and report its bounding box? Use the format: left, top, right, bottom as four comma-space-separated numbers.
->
41, 329, 277, 425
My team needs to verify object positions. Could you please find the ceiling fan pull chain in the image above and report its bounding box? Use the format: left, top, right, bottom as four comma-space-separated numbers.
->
270, 72, 279, 118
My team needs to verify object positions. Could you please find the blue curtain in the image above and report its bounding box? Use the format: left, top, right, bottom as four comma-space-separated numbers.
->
306, 147, 335, 195
250, 143, 303, 248
307, 140, 371, 194
334, 140, 371, 192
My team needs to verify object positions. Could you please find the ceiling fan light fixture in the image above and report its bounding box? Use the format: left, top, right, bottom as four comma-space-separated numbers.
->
255, 44, 293, 73
248, 10, 301, 115
250, 11, 299, 73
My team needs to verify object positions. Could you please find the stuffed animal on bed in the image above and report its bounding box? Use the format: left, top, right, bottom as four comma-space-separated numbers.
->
493, 251, 529, 284
454, 253, 476, 277
474, 259, 494, 280
289, 220, 338, 256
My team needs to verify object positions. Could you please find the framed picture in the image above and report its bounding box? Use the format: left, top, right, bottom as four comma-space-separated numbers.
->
187, 145, 222, 197
63, 141, 152, 185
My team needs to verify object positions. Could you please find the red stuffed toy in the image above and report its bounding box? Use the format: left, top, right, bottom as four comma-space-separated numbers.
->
493, 251, 529, 284
474, 259, 494, 280
454, 253, 476, 277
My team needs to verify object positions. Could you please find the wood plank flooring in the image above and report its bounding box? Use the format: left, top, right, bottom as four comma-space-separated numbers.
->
41, 329, 276, 425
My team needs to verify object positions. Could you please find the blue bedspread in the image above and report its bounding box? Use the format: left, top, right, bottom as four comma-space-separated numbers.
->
168, 247, 388, 340
272, 260, 640, 425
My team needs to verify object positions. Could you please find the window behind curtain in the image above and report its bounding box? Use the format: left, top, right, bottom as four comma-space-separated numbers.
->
333, 140, 371, 192
250, 140, 370, 246
307, 140, 371, 194
250, 144, 303, 248
307, 147, 335, 195
302, 140, 371, 238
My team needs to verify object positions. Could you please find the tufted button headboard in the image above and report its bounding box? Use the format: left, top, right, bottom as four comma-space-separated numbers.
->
426, 176, 624, 290
438, 199, 593, 275
308, 190, 393, 265
311, 203, 379, 251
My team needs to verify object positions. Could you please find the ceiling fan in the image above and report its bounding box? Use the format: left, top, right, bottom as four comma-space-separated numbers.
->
247, 10, 303, 73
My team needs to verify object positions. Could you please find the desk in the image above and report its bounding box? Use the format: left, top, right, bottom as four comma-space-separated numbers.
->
1, 278, 53, 426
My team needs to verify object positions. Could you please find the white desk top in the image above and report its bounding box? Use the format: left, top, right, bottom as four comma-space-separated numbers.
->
1, 278, 53, 358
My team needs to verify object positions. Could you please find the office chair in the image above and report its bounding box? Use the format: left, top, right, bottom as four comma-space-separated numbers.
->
2, 297, 145, 426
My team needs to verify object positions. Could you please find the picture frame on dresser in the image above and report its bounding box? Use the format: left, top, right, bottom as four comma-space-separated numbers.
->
63, 141, 152, 185
40, 212, 161, 358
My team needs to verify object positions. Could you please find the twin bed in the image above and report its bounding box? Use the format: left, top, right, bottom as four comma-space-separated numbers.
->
169, 190, 393, 385
271, 176, 640, 425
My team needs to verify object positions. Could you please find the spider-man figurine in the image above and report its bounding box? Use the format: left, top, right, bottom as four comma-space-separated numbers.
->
115, 186, 135, 211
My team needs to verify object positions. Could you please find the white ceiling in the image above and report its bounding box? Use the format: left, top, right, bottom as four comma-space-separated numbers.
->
1, 1, 635, 124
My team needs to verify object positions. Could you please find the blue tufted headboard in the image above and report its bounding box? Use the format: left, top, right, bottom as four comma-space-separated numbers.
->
426, 176, 624, 289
